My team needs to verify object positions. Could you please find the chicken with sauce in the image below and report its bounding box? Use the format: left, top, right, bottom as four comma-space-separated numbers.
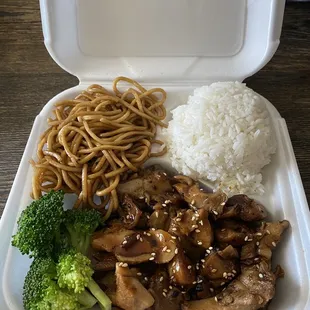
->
91, 166, 289, 310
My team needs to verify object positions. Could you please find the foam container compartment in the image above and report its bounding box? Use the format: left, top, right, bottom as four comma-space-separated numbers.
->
1, 0, 310, 309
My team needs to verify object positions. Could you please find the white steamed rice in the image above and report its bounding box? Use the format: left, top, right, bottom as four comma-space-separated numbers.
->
163, 81, 276, 195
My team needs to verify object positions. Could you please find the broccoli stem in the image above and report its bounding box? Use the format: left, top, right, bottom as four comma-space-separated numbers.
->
87, 278, 111, 310
77, 289, 97, 309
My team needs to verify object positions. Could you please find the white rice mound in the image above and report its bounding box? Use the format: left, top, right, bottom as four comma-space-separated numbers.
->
164, 81, 276, 195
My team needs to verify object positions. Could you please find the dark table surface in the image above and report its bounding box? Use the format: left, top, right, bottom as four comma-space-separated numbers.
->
0, 1, 309, 216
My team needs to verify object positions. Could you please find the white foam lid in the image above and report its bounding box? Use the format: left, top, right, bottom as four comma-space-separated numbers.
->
2, 1, 310, 310
40, 0, 285, 83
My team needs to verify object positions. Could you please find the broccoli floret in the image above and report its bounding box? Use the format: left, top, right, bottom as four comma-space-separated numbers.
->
57, 249, 111, 310
23, 257, 81, 310
64, 208, 102, 255
12, 190, 65, 258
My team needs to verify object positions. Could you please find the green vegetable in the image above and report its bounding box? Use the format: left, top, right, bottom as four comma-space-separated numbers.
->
23, 257, 81, 310
12, 190, 65, 258
64, 208, 102, 255
57, 249, 111, 310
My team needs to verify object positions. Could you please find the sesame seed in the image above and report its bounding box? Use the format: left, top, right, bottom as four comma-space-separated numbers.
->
171, 236, 177, 239
166, 249, 171, 253
206, 249, 211, 254
151, 252, 156, 256
146, 215, 150, 219
254, 257, 259, 261
221, 282, 225, 286
209, 246, 213, 250
272, 241, 276, 247
126, 215, 130, 219
197, 241, 203, 245
195, 229, 201, 233
163, 289, 168, 292
140, 238, 143, 242
169, 285, 173, 289
221, 202, 225, 206
172, 228, 177, 231
232, 270, 237, 274
199, 220, 204, 225
211, 268, 217, 273
266, 230, 271, 235
119, 262, 123, 267
122, 240, 128, 245
187, 265, 192, 270
172, 262, 176, 267
162, 203, 167, 207
176, 218, 181, 222
122, 263, 128, 267
256, 232, 262, 236
221, 228, 226, 232
164, 211, 169, 215
210, 288, 214, 292
147, 233, 151, 236
213, 210, 218, 215
175, 248, 178, 254
227, 273, 232, 277
165, 200, 171, 204
192, 224, 198, 229
162, 292, 167, 297
191, 200, 195, 205
149, 257, 155, 261
173, 269, 176, 273
215, 297, 218, 302
159, 276, 163, 282
202, 265, 205, 268
197, 279, 203, 283
259, 273, 264, 279
136, 234, 140, 240
151, 228, 156, 231
192, 281, 197, 285
139, 196, 144, 199
137, 272, 142, 276
201, 259, 205, 263
256, 242, 260, 246
196, 265, 200, 270
144, 277, 148, 281
248, 238, 253, 242
181, 291, 186, 294
223, 272, 227, 278
244, 236, 249, 241
155, 212, 159, 218
163, 246, 168, 251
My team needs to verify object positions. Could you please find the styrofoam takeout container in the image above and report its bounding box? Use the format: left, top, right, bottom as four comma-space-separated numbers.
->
1, 0, 310, 309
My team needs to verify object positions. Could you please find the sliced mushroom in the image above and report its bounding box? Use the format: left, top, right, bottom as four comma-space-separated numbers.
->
191, 209, 213, 249
219, 195, 267, 222
91, 251, 118, 271
114, 229, 177, 264
201, 245, 239, 287
169, 209, 198, 237
149, 208, 170, 231
119, 194, 142, 229
168, 249, 196, 286
115, 263, 155, 310
174, 183, 227, 216
91, 222, 135, 252
148, 268, 183, 310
